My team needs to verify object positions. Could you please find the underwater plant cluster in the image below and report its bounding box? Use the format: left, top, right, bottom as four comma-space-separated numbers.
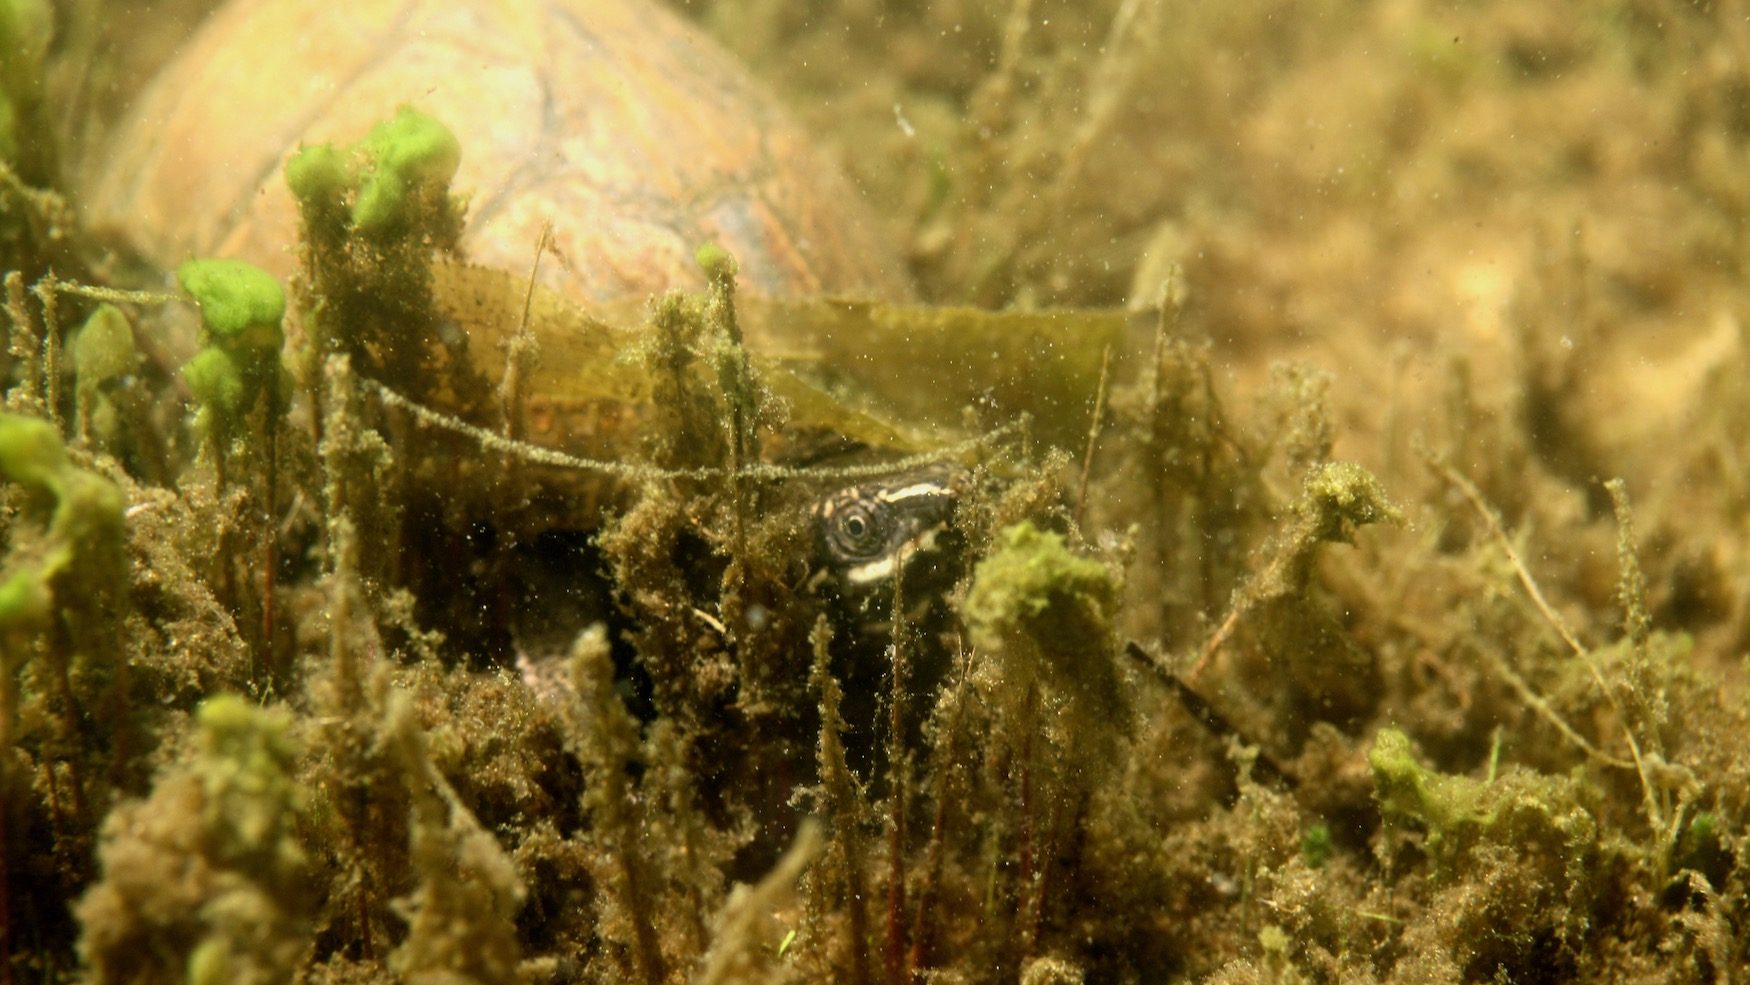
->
3, 0, 1750, 983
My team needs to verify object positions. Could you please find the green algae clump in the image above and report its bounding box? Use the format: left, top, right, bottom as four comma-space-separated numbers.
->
0, 412, 125, 628
287, 105, 462, 238
964, 521, 1118, 660
283, 106, 468, 408
69, 303, 136, 391
176, 259, 288, 435
177, 258, 286, 351
1369, 726, 1491, 857
1298, 460, 1402, 544
963, 521, 1126, 759
77, 695, 313, 985
352, 107, 463, 234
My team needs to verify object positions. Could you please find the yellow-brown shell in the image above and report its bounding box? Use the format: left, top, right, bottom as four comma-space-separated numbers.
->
83, 0, 910, 303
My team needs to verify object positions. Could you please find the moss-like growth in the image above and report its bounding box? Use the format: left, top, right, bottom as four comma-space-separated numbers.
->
284, 106, 470, 412
381, 691, 525, 985
182, 345, 247, 418
76, 695, 313, 985
177, 259, 286, 351
176, 259, 289, 437
70, 303, 134, 390
70, 303, 136, 447
963, 521, 1121, 698
0, 412, 125, 627
289, 106, 461, 237
1369, 727, 1491, 858
0, 409, 68, 495
1297, 461, 1402, 545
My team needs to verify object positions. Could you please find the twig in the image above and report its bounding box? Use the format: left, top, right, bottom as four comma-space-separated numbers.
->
1125, 641, 1297, 790
499, 222, 551, 442
31, 274, 62, 429
1073, 344, 1112, 528
372, 375, 1026, 484
1187, 606, 1241, 684
2, 271, 38, 411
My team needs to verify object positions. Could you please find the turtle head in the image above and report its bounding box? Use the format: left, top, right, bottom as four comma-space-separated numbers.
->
809, 466, 964, 612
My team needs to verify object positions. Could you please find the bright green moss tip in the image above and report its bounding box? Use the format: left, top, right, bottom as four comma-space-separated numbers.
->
352, 106, 461, 232
695, 242, 739, 281
963, 521, 1117, 653
1368, 727, 1488, 847
182, 347, 246, 416
286, 142, 350, 210
1301, 461, 1402, 543
176, 259, 286, 346
0, 411, 68, 493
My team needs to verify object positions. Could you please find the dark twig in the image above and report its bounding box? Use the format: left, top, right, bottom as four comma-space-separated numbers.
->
1125, 640, 1297, 791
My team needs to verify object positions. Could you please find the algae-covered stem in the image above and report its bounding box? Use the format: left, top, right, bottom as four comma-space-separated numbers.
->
1073, 343, 1112, 527
808, 618, 872, 985
884, 565, 912, 985
907, 644, 974, 976
28, 273, 60, 430
698, 243, 753, 560
496, 221, 551, 444
2, 272, 36, 412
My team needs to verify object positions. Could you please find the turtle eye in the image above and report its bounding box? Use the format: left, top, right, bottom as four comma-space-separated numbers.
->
827, 501, 890, 561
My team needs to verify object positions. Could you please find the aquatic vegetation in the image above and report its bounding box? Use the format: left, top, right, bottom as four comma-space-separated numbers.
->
175, 259, 287, 439
286, 107, 467, 405
76, 695, 313, 985
5, 1, 1750, 982
67, 303, 134, 449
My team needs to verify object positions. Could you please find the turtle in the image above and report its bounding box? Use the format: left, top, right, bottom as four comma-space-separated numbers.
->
80, 0, 911, 307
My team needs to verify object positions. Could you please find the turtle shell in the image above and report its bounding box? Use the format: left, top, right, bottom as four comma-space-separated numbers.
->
82, 0, 910, 304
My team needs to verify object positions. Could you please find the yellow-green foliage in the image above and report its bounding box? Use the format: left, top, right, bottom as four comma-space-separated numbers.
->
963, 521, 1126, 767
176, 259, 288, 428
964, 521, 1118, 665
283, 107, 469, 407
1369, 727, 1492, 858
77, 695, 313, 985
288, 106, 461, 238
0, 412, 123, 627
69, 303, 135, 438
